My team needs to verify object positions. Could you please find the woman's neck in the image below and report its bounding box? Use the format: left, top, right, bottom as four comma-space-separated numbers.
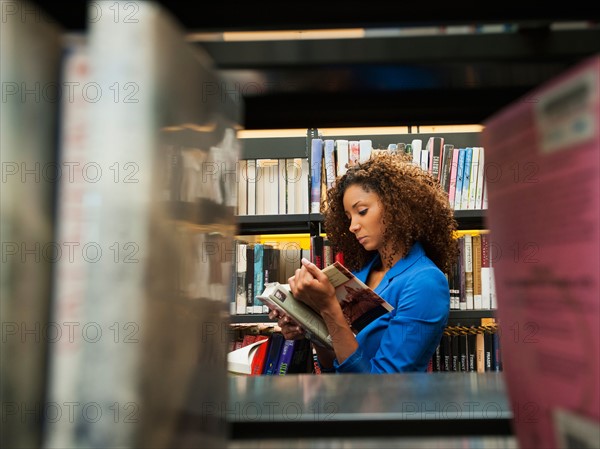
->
376, 248, 403, 271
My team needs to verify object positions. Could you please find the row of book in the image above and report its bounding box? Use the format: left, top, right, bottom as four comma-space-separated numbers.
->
228, 320, 502, 376
309, 136, 488, 214
232, 240, 308, 315
235, 135, 489, 216
237, 158, 309, 215
449, 231, 497, 310
228, 329, 315, 375
231, 229, 498, 316
428, 323, 502, 373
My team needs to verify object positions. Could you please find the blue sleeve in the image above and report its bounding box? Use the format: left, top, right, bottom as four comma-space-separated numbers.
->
333, 267, 449, 373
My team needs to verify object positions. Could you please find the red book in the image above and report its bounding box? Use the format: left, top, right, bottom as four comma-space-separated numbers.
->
250, 335, 270, 375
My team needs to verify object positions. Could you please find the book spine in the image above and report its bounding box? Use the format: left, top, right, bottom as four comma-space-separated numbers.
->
336, 139, 349, 176
246, 159, 257, 215
480, 233, 491, 309
349, 140, 360, 165
253, 244, 265, 313
324, 139, 336, 189
235, 241, 248, 314
454, 148, 466, 210
310, 138, 324, 213
359, 139, 372, 163
411, 139, 422, 168
460, 147, 473, 210
250, 336, 270, 375
427, 136, 444, 181
264, 333, 284, 375
463, 233, 474, 310
472, 234, 482, 310
278, 158, 287, 214
474, 147, 485, 209
467, 146, 480, 210
312, 346, 322, 374
245, 244, 255, 314
237, 159, 248, 215
448, 147, 460, 208
276, 339, 296, 375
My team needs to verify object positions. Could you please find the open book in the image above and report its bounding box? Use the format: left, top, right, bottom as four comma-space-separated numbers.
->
256, 261, 394, 350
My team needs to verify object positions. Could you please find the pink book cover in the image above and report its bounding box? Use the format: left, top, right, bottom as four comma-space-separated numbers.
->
482, 55, 599, 449
349, 141, 360, 165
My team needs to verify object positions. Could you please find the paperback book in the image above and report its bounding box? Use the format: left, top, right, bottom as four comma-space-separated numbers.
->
256, 261, 394, 350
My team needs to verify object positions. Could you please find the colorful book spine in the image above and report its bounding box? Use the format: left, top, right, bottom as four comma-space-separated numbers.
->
349, 140, 360, 165
310, 138, 323, 213
276, 339, 296, 375
454, 148, 466, 210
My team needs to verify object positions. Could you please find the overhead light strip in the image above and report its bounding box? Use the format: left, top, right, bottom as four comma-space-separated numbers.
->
237, 125, 483, 139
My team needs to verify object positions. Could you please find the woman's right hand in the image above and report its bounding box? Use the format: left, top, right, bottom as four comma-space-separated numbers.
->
268, 310, 306, 341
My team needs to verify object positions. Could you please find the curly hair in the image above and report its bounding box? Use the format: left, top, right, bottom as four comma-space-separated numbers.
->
322, 152, 458, 273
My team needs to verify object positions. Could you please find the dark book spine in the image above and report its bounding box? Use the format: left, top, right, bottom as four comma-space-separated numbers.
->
442, 334, 452, 372
467, 331, 477, 372
493, 331, 502, 371
264, 332, 284, 375
451, 334, 460, 372
434, 338, 442, 372
245, 244, 255, 313
286, 338, 312, 374
311, 346, 322, 374
310, 235, 324, 269
459, 332, 468, 372
484, 331, 493, 372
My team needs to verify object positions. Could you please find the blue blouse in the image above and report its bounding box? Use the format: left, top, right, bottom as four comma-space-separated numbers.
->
331, 242, 450, 373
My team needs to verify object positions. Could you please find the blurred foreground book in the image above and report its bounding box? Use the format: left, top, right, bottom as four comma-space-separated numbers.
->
2, 1, 241, 448
482, 55, 599, 449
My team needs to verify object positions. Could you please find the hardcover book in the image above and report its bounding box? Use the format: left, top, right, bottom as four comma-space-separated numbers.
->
256, 261, 394, 350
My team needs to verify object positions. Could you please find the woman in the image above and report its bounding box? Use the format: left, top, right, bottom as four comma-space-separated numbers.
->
270, 152, 458, 373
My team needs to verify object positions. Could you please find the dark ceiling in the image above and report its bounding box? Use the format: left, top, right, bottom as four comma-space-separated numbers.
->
35, 2, 600, 129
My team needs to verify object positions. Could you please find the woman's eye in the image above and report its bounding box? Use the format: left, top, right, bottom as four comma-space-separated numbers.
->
358, 209, 367, 216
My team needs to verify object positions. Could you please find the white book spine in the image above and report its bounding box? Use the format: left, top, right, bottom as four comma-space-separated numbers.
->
264, 162, 278, 215
336, 139, 349, 176
246, 159, 257, 215
490, 267, 497, 309
299, 158, 309, 214
420, 149, 429, 172
359, 139, 372, 163
278, 159, 287, 214
285, 159, 298, 214
255, 161, 265, 215
481, 266, 491, 310
411, 139, 422, 168
237, 159, 248, 215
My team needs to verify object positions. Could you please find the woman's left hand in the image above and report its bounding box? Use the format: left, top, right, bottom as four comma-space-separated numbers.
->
288, 258, 337, 314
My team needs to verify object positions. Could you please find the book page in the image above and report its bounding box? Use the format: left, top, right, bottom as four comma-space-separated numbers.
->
323, 262, 393, 333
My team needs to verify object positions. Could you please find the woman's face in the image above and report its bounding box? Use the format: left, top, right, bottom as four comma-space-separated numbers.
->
343, 184, 386, 252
